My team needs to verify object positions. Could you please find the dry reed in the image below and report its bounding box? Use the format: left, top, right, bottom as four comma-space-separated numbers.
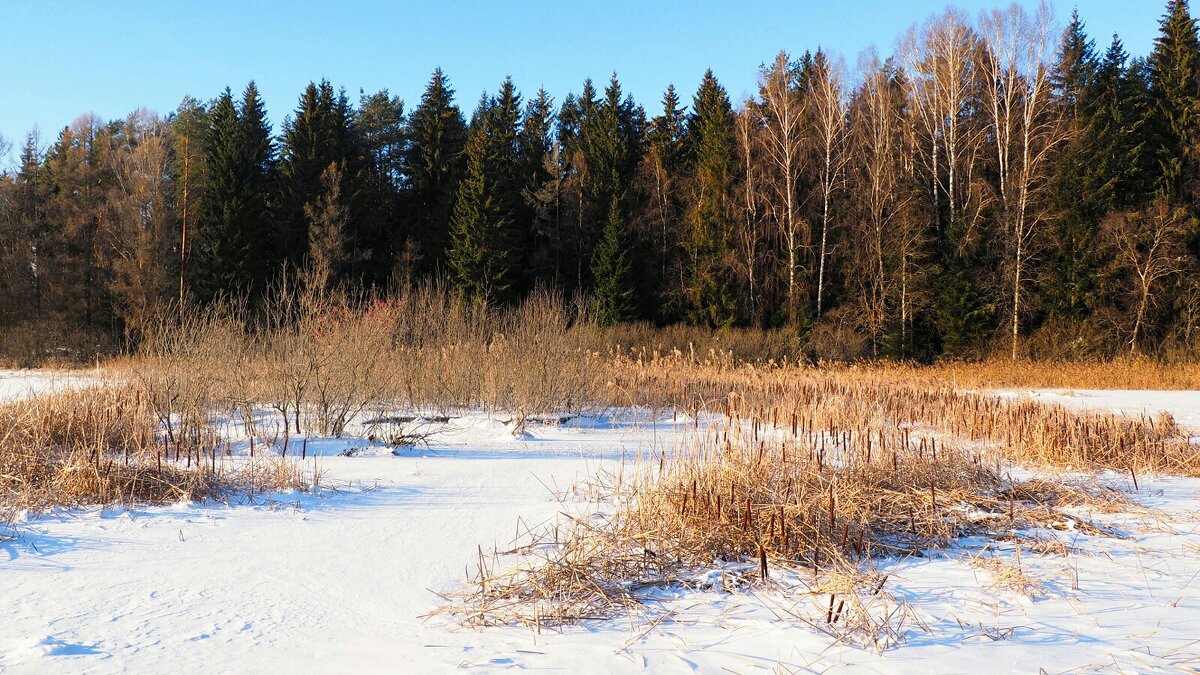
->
0, 386, 309, 518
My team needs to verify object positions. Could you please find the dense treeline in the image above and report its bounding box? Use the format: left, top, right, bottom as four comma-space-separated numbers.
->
2, 1, 1200, 361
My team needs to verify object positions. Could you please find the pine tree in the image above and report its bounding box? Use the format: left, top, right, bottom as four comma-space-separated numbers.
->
402, 69, 467, 272
684, 70, 739, 327
171, 96, 208, 311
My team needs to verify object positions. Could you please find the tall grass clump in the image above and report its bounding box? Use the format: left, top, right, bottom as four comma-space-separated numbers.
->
0, 386, 308, 517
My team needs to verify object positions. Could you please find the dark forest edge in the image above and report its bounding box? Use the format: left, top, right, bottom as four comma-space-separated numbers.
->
3, 1, 1200, 366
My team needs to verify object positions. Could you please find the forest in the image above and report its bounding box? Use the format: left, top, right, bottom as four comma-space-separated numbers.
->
1, 1, 1199, 362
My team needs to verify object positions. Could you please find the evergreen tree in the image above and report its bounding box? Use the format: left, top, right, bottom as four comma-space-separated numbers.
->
190, 85, 274, 302
1, 133, 48, 320
589, 195, 635, 324
1091, 38, 1156, 212
641, 84, 689, 320
684, 70, 739, 327
356, 89, 405, 284
519, 87, 556, 291
276, 80, 365, 281
305, 162, 349, 289
582, 75, 645, 313
1045, 15, 1100, 319
447, 80, 524, 304
448, 104, 514, 303
1149, 0, 1200, 202
171, 97, 208, 310
402, 69, 467, 272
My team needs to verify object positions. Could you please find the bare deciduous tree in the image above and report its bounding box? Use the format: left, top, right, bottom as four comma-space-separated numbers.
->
900, 8, 989, 240
1102, 201, 1190, 354
848, 50, 906, 355
758, 51, 808, 324
979, 1, 1063, 359
733, 104, 769, 324
104, 110, 176, 345
806, 51, 849, 318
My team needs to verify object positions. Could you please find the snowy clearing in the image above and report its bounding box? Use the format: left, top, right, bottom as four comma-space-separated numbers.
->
2, 373, 1200, 673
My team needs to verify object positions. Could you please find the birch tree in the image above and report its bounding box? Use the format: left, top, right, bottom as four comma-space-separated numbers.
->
758, 51, 808, 324
980, 2, 1063, 359
806, 50, 849, 318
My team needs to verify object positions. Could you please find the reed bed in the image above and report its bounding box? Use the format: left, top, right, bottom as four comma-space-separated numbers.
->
0, 386, 310, 518
922, 357, 1200, 391
601, 355, 1200, 476
438, 354, 1195, 632
438, 415, 1133, 632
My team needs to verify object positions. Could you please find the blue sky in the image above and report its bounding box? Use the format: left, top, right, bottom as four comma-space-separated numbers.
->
0, 1, 1176, 162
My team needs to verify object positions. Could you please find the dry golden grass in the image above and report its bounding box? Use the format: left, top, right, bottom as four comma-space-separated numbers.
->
436, 356, 1182, 629
601, 356, 1200, 475
0, 386, 310, 519
915, 357, 1200, 391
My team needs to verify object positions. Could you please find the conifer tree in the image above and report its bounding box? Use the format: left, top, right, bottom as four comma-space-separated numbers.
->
582, 75, 645, 312
589, 195, 635, 324
1149, 0, 1200, 202
1045, 14, 1100, 319
448, 106, 514, 303
402, 69, 467, 272
189, 85, 273, 302
447, 80, 524, 304
356, 89, 405, 283
276, 81, 366, 276
171, 97, 208, 310
642, 84, 689, 320
684, 70, 739, 327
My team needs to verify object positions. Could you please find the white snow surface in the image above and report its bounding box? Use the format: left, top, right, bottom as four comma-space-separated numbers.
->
2, 373, 1200, 673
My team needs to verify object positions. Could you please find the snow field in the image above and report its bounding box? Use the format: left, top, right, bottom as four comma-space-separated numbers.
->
1, 373, 1199, 672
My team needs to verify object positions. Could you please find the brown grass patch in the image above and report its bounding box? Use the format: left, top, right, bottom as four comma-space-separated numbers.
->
0, 386, 310, 519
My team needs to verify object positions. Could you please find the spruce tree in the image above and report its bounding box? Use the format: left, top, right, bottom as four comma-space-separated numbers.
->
1045, 15, 1100, 319
684, 70, 739, 328
356, 89, 405, 284
519, 88, 558, 290
589, 195, 635, 324
190, 84, 273, 302
1149, 0, 1200, 202
276, 80, 365, 278
642, 84, 689, 321
447, 80, 524, 304
448, 106, 513, 303
581, 75, 645, 314
402, 69, 467, 272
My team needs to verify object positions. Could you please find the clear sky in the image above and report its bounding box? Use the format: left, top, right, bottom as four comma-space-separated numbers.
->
0, 1, 1177, 164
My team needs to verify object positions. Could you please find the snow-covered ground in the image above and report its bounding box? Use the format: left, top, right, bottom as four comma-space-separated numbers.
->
1007, 388, 1200, 430
0, 369, 96, 402
2, 373, 1200, 673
